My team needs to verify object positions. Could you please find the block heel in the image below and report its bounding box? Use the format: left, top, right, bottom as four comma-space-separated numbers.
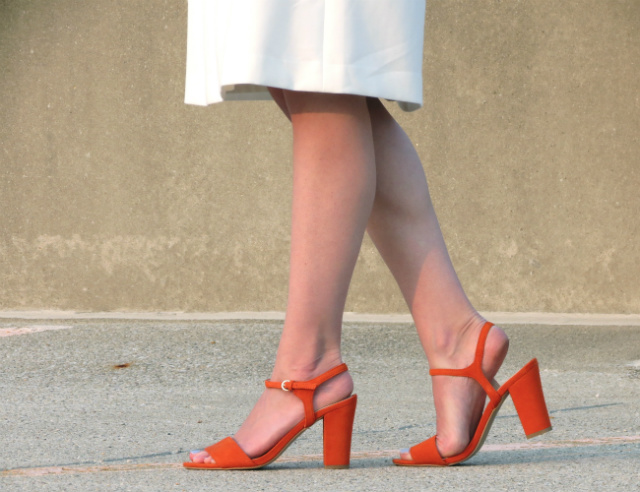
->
323, 394, 357, 468
507, 359, 552, 438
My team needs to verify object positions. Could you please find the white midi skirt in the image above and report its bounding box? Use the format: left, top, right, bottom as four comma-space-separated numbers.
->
184, 0, 426, 111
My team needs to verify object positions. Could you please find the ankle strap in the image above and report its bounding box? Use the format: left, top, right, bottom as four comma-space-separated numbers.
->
265, 363, 348, 427
429, 322, 501, 404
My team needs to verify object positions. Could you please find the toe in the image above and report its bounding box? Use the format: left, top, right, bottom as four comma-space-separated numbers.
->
190, 450, 214, 464
399, 448, 412, 461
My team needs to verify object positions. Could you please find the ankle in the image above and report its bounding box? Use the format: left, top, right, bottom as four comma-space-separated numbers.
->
270, 354, 355, 414
424, 313, 487, 368
271, 349, 345, 382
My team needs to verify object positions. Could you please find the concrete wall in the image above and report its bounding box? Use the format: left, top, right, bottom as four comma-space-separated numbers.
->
1, 0, 639, 314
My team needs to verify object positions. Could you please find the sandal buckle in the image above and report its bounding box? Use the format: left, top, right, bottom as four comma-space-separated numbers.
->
281, 380, 291, 392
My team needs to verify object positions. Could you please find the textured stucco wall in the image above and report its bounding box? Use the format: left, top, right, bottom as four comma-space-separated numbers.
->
1, 1, 639, 313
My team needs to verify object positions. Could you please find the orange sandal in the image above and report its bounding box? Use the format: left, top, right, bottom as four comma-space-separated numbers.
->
184, 363, 357, 470
393, 321, 552, 466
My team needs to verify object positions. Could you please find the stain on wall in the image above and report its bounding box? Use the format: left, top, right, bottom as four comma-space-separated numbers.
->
1, 1, 639, 313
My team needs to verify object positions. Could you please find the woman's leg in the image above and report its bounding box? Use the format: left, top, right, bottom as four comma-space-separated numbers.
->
191, 90, 376, 463
272, 91, 376, 378
365, 98, 509, 458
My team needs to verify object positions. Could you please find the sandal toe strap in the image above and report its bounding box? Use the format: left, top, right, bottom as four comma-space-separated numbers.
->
409, 436, 447, 465
204, 437, 255, 468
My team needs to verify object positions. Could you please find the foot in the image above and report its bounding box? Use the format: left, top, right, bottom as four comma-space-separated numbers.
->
189, 359, 354, 464
399, 318, 509, 460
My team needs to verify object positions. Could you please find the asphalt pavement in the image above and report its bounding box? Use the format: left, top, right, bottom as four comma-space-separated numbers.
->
1, 318, 639, 491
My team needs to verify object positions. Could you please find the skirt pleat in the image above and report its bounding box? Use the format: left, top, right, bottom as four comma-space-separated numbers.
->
185, 0, 426, 111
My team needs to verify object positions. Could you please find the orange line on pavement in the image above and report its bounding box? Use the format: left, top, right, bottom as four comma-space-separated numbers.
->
0, 325, 73, 337
3, 435, 639, 477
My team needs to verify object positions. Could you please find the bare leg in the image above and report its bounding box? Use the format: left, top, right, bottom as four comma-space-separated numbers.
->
191, 91, 375, 463
365, 98, 509, 458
